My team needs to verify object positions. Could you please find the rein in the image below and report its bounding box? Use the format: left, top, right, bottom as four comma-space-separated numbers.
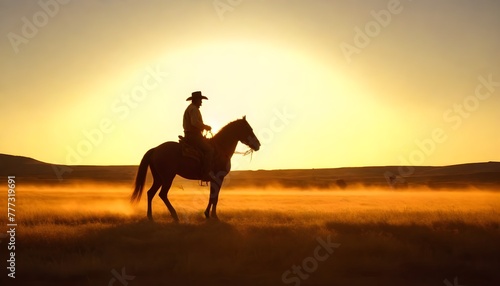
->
234, 149, 254, 161
234, 149, 253, 156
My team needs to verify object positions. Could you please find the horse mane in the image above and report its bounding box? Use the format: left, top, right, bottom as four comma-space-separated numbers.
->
213, 118, 244, 140
211, 118, 254, 157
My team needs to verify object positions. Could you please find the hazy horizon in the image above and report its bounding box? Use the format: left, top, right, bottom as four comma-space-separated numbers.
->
2, 152, 499, 170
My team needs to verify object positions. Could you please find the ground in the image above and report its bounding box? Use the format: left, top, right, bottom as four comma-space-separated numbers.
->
1, 183, 499, 285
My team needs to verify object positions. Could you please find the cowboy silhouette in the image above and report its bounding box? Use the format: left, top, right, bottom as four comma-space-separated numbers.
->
183, 91, 214, 181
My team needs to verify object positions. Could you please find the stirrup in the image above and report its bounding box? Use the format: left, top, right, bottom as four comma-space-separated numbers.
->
199, 171, 215, 186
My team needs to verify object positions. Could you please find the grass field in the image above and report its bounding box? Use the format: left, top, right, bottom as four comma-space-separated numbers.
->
1, 183, 500, 285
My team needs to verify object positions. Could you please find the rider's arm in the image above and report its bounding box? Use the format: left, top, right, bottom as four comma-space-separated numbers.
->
189, 107, 208, 131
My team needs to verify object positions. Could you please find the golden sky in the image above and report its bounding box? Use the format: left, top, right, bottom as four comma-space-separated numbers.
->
1, 0, 499, 170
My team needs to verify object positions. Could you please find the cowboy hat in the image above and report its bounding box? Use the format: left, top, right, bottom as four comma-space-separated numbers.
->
186, 91, 208, 101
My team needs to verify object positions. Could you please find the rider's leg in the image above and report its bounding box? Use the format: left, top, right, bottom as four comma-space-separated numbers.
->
187, 134, 214, 181
199, 140, 214, 181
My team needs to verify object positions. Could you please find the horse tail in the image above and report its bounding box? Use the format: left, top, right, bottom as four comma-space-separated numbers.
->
131, 148, 154, 204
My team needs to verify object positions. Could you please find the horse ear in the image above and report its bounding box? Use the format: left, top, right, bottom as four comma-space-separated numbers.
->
243, 115, 246, 121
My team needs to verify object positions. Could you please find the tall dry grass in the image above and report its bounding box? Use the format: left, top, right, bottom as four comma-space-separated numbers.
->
0, 184, 499, 285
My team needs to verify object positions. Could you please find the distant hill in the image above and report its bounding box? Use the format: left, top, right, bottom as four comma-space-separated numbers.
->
1, 153, 499, 189
0, 154, 136, 184
229, 163, 500, 189
0, 154, 55, 177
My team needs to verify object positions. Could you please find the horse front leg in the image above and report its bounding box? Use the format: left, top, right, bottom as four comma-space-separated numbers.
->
204, 201, 212, 219
204, 195, 219, 219
210, 196, 219, 219
205, 178, 223, 219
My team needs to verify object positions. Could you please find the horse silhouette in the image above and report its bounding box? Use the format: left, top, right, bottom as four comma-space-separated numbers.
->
131, 116, 261, 221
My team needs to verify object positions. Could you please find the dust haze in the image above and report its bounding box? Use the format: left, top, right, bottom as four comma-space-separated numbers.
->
16, 183, 500, 224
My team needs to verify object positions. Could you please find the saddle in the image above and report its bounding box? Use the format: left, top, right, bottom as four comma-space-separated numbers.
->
178, 136, 203, 163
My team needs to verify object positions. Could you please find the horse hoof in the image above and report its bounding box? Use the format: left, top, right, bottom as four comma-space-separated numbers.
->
204, 211, 210, 219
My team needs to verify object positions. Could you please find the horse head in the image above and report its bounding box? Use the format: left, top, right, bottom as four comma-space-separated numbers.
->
237, 116, 261, 151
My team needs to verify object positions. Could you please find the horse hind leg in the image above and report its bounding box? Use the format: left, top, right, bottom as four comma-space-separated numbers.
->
158, 176, 179, 222
146, 181, 161, 221
146, 166, 162, 221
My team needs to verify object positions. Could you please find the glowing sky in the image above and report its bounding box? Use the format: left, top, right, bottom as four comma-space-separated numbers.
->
1, 0, 499, 170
